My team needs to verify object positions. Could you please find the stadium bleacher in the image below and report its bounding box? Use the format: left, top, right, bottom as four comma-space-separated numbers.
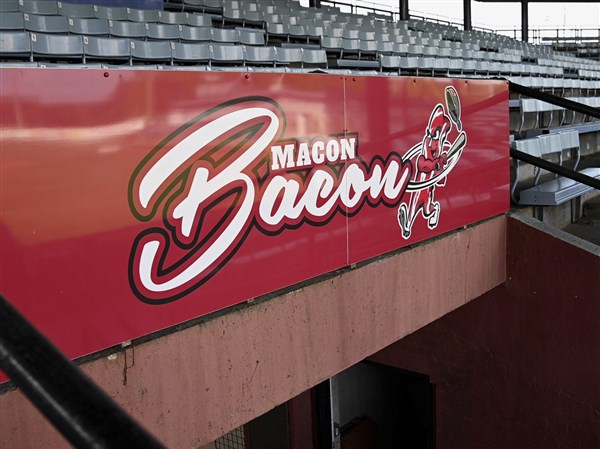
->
1, 0, 599, 222
0, 0, 597, 76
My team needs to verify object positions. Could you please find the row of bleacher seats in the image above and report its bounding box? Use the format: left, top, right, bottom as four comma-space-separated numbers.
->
2, 15, 269, 45
0, 12, 504, 51
0, 10, 502, 50
0, 31, 329, 69
508, 76, 600, 96
511, 96, 600, 136
1, 10, 214, 28
511, 130, 600, 208
1, 29, 597, 77
0, 1, 598, 73
1, 1, 599, 80
6, 29, 596, 79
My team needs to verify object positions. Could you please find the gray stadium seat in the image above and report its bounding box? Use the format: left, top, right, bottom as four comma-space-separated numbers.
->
19, 0, 58, 15
305, 25, 325, 41
376, 41, 394, 55
340, 38, 360, 58
83, 35, 130, 64
477, 60, 492, 75
399, 56, 418, 74
275, 47, 302, 67
162, 0, 187, 13
0, 31, 32, 60
127, 8, 160, 23
260, 5, 276, 15
184, 0, 222, 14
210, 43, 244, 66
359, 40, 377, 59
265, 13, 283, 25
109, 21, 146, 39
288, 25, 308, 42
179, 25, 211, 42
130, 40, 172, 64
324, 27, 343, 38
394, 43, 409, 54
223, 9, 262, 28
266, 22, 288, 43
238, 29, 265, 46
243, 45, 276, 67
93, 5, 128, 21
211, 28, 239, 44
422, 46, 437, 56
342, 29, 359, 40
241, 11, 263, 28
302, 48, 327, 69
0, 0, 19, 12
416, 56, 435, 75
68, 18, 109, 37
172, 41, 210, 64
57, 2, 95, 18
240, 2, 258, 13
0, 12, 24, 31
158, 11, 188, 25
23, 14, 69, 34
321, 36, 342, 53
407, 44, 424, 56
222, 5, 243, 25
31, 32, 83, 62
283, 15, 301, 26
433, 54, 452, 72
437, 48, 451, 58
186, 13, 213, 27
145, 23, 180, 41
380, 54, 400, 71
462, 59, 477, 73
359, 31, 376, 41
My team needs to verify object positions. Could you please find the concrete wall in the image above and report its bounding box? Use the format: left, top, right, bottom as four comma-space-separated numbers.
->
370, 214, 600, 449
0, 216, 506, 449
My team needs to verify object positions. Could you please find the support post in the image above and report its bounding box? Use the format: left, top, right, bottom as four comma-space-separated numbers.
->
464, 0, 472, 31
399, 0, 409, 21
521, 0, 529, 42
309, 0, 321, 7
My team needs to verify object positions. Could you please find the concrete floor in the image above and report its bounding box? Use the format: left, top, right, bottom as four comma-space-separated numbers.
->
562, 196, 600, 246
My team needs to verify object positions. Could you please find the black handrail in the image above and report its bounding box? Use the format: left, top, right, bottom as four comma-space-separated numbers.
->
510, 148, 600, 190
0, 295, 167, 449
508, 82, 600, 191
509, 82, 600, 120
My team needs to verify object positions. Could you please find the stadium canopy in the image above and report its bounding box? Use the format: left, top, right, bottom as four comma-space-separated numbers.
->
472, 0, 599, 41
383, 0, 600, 41
307, 1, 599, 41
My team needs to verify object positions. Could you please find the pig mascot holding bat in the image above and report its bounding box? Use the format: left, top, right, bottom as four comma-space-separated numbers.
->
398, 86, 465, 239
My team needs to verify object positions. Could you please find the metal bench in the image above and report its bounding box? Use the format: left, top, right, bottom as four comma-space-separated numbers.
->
511, 131, 600, 215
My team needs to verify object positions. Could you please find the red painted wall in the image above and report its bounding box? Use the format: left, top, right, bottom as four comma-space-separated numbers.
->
0, 217, 506, 448
370, 215, 600, 448
0, 69, 508, 375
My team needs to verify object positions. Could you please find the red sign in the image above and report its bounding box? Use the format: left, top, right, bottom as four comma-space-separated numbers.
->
0, 69, 509, 376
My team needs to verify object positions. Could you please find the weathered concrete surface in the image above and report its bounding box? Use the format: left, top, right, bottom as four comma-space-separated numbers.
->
0, 216, 506, 449
370, 214, 600, 449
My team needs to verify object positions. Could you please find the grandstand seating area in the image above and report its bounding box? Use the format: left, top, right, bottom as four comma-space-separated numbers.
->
1, 0, 599, 78
1, 0, 599, 219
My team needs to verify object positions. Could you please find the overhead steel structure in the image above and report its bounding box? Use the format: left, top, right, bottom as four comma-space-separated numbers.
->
393, 0, 599, 42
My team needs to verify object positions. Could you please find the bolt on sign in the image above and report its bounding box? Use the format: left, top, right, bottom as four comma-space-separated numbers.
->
0, 70, 509, 376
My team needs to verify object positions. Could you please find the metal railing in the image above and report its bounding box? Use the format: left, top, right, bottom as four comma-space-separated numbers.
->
509, 81, 600, 191
0, 295, 167, 449
496, 27, 600, 44
319, 0, 395, 19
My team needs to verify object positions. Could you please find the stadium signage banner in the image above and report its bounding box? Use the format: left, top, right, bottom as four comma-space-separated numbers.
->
0, 69, 509, 368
